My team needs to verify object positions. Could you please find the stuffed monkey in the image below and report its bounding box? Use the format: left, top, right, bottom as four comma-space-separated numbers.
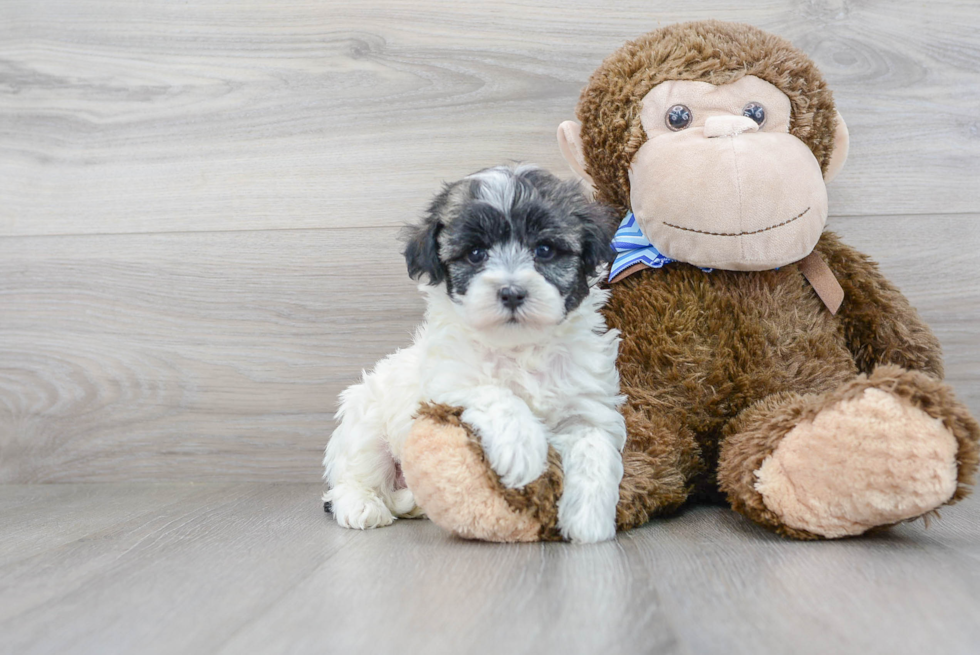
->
399, 20, 979, 541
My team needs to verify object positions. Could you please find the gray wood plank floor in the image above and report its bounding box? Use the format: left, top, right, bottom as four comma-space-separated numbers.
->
0, 483, 978, 655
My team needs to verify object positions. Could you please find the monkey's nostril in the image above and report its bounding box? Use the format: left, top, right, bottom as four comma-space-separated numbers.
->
498, 286, 527, 310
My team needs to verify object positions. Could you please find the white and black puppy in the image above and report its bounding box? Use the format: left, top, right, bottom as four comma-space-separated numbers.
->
323, 164, 626, 543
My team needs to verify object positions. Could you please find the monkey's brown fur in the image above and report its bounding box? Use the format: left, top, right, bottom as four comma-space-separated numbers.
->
400, 21, 979, 540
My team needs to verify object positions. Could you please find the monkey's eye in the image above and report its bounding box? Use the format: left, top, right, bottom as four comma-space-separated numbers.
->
666, 104, 692, 131
466, 248, 488, 265
742, 102, 766, 126
534, 244, 555, 261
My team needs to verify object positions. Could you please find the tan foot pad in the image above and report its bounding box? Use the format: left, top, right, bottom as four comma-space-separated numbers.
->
755, 388, 958, 538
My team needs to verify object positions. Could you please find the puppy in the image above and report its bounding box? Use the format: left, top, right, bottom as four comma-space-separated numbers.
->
322, 164, 626, 543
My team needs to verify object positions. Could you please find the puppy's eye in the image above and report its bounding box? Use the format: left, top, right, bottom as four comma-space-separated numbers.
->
534, 244, 555, 261
466, 248, 487, 265
666, 104, 692, 131
742, 102, 766, 126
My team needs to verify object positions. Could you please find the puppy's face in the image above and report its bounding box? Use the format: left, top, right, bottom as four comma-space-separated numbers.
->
404, 165, 616, 332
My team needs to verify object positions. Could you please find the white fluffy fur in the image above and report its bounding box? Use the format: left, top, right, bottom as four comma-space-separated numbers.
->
468, 164, 538, 213
455, 242, 566, 331
323, 283, 626, 543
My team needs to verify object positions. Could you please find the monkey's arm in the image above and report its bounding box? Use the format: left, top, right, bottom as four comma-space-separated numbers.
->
814, 231, 944, 378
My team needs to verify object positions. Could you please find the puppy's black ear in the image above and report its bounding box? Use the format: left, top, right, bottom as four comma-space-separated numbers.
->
578, 201, 618, 274
402, 185, 450, 285
403, 218, 444, 285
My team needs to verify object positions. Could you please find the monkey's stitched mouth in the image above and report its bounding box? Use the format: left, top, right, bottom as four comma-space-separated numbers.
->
663, 207, 810, 237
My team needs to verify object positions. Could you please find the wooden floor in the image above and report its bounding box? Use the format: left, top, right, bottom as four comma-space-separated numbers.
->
0, 483, 978, 655
2, 1, 980, 653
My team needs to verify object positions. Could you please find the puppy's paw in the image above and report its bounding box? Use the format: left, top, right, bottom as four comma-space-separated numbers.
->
555, 433, 623, 543
462, 407, 549, 488
491, 442, 548, 489
557, 475, 619, 543
558, 488, 618, 543
391, 487, 425, 519
325, 485, 394, 529
558, 506, 617, 544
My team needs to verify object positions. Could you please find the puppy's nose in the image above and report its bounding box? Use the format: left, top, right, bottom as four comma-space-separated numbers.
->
498, 286, 527, 310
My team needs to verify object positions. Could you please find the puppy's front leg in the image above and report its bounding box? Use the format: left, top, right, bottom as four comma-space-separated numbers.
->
554, 427, 624, 543
435, 386, 549, 489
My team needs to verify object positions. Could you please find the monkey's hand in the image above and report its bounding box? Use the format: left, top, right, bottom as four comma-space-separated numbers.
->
435, 386, 549, 489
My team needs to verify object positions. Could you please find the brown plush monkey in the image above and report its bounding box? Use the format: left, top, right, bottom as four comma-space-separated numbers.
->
399, 20, 979, 541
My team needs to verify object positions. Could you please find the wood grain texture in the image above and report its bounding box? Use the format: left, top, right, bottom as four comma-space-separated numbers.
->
0, 483, 978, 655
0, 227, 423, 482
1, 0, 979, 238
0, 482, 214, 567
0, 215, 977, 483
0, 483, 358, 655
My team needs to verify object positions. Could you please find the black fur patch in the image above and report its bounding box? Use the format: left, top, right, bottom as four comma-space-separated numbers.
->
403, 166, 617, 313
402, 184, 453, 285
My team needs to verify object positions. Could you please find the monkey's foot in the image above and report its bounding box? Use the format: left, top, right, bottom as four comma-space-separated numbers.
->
401, 403, 565, 542
720, 366, 979, 539
756, 387, 958, 537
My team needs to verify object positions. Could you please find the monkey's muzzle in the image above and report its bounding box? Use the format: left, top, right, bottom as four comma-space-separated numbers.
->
628, 127, 829, 271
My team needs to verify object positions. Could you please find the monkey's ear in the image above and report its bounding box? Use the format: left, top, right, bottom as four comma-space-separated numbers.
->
402, 214, 445, 286
557, 121, 596, 195
824, 111, 849, 183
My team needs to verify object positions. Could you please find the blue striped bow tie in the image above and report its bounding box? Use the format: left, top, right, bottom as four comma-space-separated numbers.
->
609, 212, 712, 283
610, 212, 713, 283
